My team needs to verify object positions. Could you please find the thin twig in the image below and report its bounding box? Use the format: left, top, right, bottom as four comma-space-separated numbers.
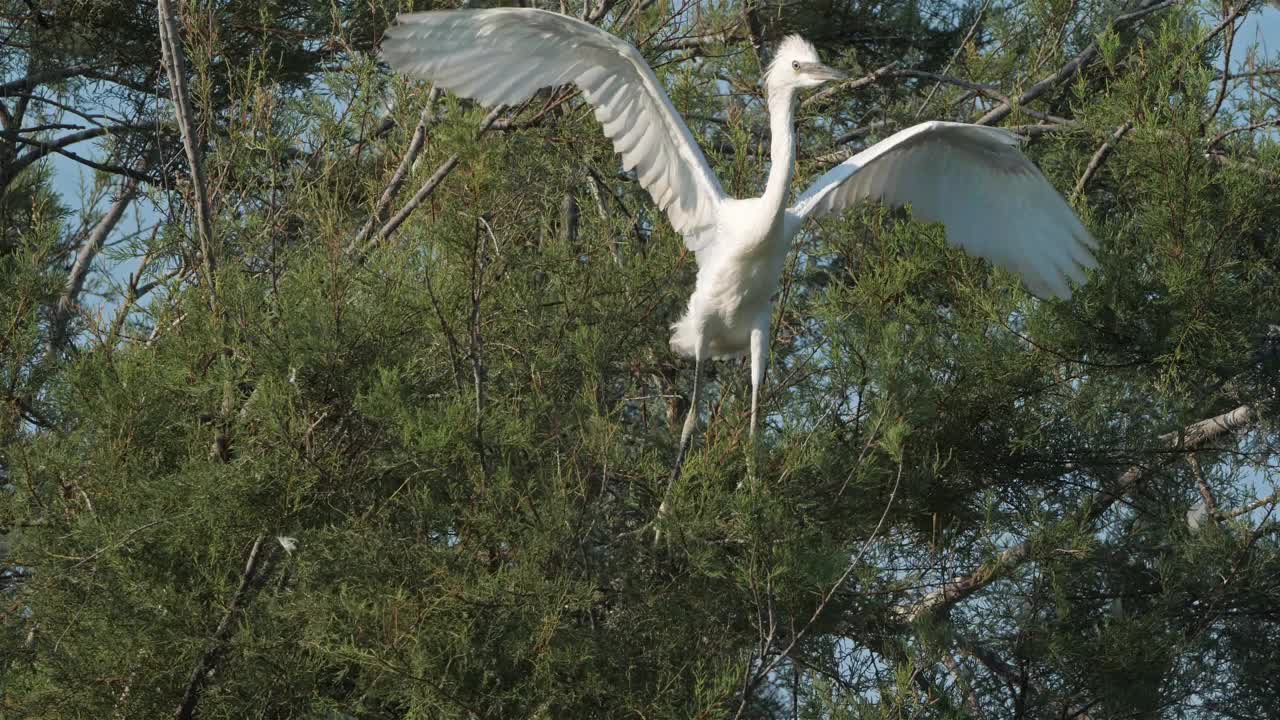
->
914, 0, 992, 119
733, 461, 903, 719
470, 216, 494, 483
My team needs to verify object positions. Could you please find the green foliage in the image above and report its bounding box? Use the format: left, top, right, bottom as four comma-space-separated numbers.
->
2, 0, 1279, 717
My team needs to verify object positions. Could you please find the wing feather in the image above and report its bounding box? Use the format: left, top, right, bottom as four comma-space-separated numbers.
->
382, 8, 725, 253
790, 121, 1097, 299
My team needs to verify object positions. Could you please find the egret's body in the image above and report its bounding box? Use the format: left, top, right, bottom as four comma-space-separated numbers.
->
382, 10, 1098, 489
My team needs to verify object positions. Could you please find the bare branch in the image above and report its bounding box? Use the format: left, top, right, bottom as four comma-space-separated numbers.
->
372, 105, 506, 248
1208, 118, 1280, 150
349, 91, 441, 251
1216, 491, 1279, 521
46, 176, 141, 354
802, 62, 900, 109
156, 0, 216, 311
654, 27, 747, 52
897, 404, 1257, 622
8, 124, 153, 179
741, 2, 768, 70
1073, 121, 1133, 198
1188, 452, 1220, 521
0, 64, 93, 96
586, 0, 620, 23
1194, 0, 1253, 52
173, 536, 275, 720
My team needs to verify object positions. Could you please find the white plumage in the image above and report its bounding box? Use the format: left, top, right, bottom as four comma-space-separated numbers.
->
382, 9, 724, 251
788, 121, 1095, 299
381, 9, 1098, 485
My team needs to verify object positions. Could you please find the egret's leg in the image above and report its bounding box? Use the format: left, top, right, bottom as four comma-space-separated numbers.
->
657, 342, 706, 544
744, 322, 768, 485
749, 323, 768, 444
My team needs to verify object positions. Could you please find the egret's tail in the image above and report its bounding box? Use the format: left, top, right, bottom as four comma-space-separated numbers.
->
668, 314, 699, 359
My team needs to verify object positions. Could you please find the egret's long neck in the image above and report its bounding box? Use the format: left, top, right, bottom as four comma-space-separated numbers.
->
761, 88, 797, 218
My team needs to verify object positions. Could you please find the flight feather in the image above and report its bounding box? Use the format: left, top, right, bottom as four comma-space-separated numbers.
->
382, 9, 726, 252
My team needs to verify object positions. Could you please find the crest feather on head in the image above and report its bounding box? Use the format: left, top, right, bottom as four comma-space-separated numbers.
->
764, 34, 819, 85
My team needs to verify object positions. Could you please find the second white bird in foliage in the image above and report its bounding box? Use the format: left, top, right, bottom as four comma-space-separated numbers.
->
381, 9, 1097, 480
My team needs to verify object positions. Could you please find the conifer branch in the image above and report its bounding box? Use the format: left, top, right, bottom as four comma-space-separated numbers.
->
897, 404, 1257, 622
349, 90, 440, 252
975, 0, 1178, 126
174, 535, 275, 720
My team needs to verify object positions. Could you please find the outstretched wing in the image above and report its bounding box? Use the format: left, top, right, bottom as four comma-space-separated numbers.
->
382, 9, 725, 252
789, 121, 1097, 299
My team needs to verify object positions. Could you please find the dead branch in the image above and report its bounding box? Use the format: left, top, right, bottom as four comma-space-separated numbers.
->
1216, 491, 1278, 521
1194, 0, 1253, 52
1208, 118, 1280, 150
1188, 451, 1220, 521
802, 62, 901, 109
741, 2, 768, 70
654, 27, 747, 52
8, 124, 153, 179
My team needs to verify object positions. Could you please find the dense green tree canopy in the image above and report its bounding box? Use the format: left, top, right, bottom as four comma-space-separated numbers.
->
2, 0, 1278, 717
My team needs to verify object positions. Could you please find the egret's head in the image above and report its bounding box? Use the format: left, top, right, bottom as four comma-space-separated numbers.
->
764, 35, 846, 96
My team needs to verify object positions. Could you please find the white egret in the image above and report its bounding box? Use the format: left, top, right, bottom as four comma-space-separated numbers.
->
381, 9, 1097, 488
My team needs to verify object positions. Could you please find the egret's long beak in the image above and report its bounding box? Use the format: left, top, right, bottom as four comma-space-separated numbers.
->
801, 62, 848, 83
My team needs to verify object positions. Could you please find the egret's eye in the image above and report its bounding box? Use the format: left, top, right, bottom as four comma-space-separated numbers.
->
791, 60, 800, 70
